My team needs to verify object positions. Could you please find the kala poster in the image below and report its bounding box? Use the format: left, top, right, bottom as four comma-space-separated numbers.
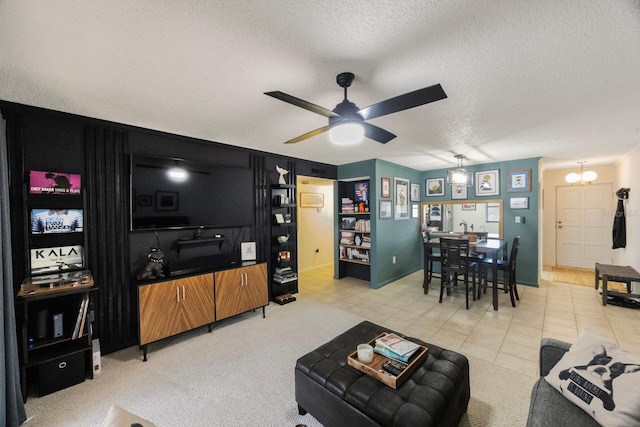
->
29, 170, 81, 195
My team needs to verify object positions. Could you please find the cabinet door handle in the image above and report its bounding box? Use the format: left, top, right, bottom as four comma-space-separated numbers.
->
245, 273, 249, 286
182, 285, 186, 300
176, 287, 180, 302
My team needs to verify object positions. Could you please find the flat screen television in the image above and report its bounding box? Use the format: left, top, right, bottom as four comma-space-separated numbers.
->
130, 154, 255, 231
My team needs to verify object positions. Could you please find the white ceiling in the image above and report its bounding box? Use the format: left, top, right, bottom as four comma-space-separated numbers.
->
2, 1, 640, 171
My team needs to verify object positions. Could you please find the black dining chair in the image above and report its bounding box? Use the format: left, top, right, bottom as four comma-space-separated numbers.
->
439, 237, 478, 309
422, 231, 442, 294
478, 236, 520, 307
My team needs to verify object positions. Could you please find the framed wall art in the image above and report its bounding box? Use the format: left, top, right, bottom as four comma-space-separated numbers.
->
300, 192, 324, 208
410, 183, 420, 201
475, 170, 500, 196
451, 185, 467, 200
425, 178, 445, 197
381, 177, 390, 198
461, 203, 476, 211
507, 169, 531, 192
510, 196, 529, 209
379, 200, 392, 219
394, 177, 409, 220
486, 202, 500, 222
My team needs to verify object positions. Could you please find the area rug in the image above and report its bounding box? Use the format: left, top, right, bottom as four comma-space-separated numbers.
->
552, 266, 627, 291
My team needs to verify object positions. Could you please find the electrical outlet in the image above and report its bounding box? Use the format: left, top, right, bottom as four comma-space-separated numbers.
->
392, 256, 396, 264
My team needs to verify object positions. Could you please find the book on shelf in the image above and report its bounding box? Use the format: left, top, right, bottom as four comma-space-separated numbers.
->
78, 294, 89, 337
273, 275, 298, 284
375, 333, 420, 358
354, 219, 370, 232
72, 294, 88, 339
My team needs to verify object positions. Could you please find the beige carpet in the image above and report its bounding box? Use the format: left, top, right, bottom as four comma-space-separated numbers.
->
23, 297, 534, 426
552, 266, 627, 292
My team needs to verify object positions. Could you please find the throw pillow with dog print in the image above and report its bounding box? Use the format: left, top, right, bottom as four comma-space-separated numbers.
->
545, 330, 640, 426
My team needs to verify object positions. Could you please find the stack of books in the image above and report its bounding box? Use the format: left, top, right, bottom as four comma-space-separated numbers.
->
373, 333, 420, 363
354, 219, 370, 232
273, 266, 297, 284
341, 198, 355, 213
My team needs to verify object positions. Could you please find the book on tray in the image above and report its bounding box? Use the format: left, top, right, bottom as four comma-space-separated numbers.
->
375, 333, 420, 361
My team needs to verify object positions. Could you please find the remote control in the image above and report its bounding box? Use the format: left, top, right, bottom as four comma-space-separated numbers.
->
382, 360, 406, 376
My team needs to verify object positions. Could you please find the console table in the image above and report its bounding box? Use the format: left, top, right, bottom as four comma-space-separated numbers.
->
594, 263, 640, 306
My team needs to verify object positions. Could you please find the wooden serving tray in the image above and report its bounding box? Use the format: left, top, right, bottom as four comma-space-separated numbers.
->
347, 333, 429, 389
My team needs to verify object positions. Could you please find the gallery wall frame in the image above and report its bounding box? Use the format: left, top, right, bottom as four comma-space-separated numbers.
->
475, 170, 500, 196
486, 202, 500, 222
507, 169, 531, 192
462, 203, 476, 211
381, 177, 390, 198
451, 185, 468, 200
410, 183, 420, 201
379, 200, 392, 219
510, 196, 529, 209
300, 192, 324, 208
394, 177, 410, 220
425, 177, 445, 197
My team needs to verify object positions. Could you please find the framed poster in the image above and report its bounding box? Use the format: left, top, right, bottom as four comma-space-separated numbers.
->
394, 178, 409, 220
300, 192, 324, 208
510, 197, 529, 209
155, 191, 178, 211
379, 200, 392, 219
508, 169, 531, 192
462, 203, 476, 211
475, 170, 500, 196
412, 203, 419, 218
30, 245, 84, 275
425, 178, 445, 197
451, 185, 467, 200
354, 181, 369, 202
29, 170, 81, 195
240, 242, 256, 261
486, 202, 500, 222
410, 183, 420, 201
381, 177, 390, 198
31, 209, 83, 234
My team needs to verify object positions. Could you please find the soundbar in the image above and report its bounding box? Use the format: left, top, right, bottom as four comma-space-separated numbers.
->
167, 253, 237, 277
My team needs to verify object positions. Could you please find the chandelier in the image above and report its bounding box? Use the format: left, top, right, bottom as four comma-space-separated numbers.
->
565, 161, 597, 185
447, 154, 473, 186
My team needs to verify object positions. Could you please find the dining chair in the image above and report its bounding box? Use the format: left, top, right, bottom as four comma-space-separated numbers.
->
439, 237, 477, 309
478, 236, 520, 307
422, 231, 442, 294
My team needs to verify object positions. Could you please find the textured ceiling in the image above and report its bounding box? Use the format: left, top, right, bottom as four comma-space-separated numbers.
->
1, 1, 640, 171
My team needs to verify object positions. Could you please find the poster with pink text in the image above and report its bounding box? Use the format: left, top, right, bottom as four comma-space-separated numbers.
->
29, 170, 81, 195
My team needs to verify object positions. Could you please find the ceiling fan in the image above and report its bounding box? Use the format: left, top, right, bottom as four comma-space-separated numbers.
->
265, 72, 447, 145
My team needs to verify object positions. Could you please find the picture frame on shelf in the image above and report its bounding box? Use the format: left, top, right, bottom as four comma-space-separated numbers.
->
353, 181, 369, 202
379, 200, 392, 220
410, 183, 420, 201
451, 185, 467, 200
507, 169, 531, 192
475, 170, 500, 196
510, 196, 529, 209
274, 213, 285, 224
394, 178, 410, 220
381, 177, 390, 198
300, 192, 323, 208
155, 191, 179, 211
425, 178, 445, 197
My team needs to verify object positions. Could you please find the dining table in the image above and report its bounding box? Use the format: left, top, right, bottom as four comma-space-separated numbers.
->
427, 237, 509, 310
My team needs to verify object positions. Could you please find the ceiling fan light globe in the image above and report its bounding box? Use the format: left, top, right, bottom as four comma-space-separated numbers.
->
330, 122, 364, 145
582, 171, 597, 182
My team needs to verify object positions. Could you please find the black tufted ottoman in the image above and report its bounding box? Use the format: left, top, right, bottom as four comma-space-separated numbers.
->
295, 321, 470, 427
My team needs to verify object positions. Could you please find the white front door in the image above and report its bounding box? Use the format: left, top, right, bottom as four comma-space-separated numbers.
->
556, 184, 613, 268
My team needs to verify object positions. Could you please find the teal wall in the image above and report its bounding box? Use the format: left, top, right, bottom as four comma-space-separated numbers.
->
336, 159, 423, 288
336, 157, 540, 288
422, 157, 540, 286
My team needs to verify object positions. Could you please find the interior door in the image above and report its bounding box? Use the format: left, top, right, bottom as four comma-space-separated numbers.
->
556, 184, 612, 268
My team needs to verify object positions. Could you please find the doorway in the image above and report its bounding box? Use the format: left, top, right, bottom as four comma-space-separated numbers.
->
556, 183, 612, 268
296, 176, 335, 273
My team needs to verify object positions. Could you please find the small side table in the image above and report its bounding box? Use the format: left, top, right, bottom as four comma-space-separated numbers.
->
594, 263, 640, 306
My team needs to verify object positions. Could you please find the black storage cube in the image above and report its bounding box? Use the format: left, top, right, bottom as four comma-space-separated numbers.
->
37, 352, 86, 396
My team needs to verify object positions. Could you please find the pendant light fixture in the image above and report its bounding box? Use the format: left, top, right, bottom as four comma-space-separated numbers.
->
447, 154, 473, 187
565, 161, 597, 185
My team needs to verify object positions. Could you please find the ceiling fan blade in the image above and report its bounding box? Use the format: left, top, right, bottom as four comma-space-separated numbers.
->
265, 91, 338, 118
363, 123, 396, 144
358, 84, 447, 121
284, 125, 331, 144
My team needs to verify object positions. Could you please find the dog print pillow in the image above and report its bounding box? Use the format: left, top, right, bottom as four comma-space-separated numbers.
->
545, 330, 640, 426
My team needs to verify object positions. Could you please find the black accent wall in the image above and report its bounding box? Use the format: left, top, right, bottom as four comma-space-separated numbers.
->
2, 101, 337, 354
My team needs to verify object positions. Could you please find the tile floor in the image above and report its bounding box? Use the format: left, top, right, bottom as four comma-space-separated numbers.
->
298, 265, 640, 378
